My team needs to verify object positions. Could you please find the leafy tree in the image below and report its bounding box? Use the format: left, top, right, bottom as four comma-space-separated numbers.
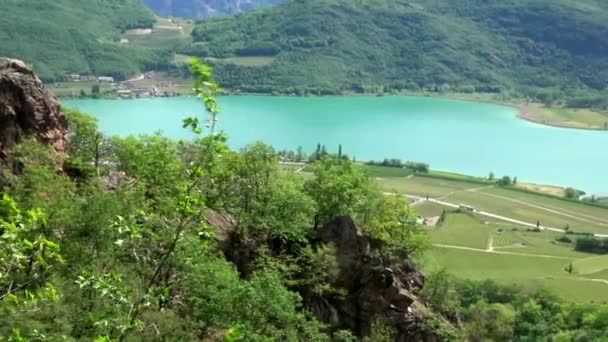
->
498, 176, 512, 186
91, 84, 101, 98
0, 195, 63, 338
367, 193, 430, 257
465, 301, 516, 341
65, 109, 112, 176
305, 157, 372, 228
422, 269, 460, 317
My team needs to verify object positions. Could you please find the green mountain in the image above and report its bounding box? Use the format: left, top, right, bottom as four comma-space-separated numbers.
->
191, 0, 608, 97
142, 0, 285, 19
0, 0, 170, 81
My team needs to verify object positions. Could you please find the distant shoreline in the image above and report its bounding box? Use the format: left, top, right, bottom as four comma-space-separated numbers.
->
57, 90, 607, 132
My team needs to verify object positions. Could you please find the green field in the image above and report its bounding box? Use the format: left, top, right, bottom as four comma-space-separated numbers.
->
378, 176, 484, 198
369, 171, 608, 302
443, 189, 608, 235
483, 187, 608, 224
375, 173, 608, 235
47, 81, 113, 98
424, 247, 608, 303
412, 201, 447, 217
572, 255, 608, 277
121, 17, 194, 49
429, 213, 492, 249
360, 165, 414, 178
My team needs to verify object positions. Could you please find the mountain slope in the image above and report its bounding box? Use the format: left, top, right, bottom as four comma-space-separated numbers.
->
0, 0, 169, 81
190, 0, 608, 96
142, 0, 285, 19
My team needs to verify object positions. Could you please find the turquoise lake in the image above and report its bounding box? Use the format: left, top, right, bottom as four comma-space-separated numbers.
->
63, 96, 608, 194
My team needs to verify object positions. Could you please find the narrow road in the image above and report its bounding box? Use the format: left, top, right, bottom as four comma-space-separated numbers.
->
401, 194, 608, 238
124, 73, 144, 82
475, 190, 608, 227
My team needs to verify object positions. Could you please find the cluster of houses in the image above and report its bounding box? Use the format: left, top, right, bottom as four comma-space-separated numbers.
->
69, 74, 115, 83
67, 71, 181, 98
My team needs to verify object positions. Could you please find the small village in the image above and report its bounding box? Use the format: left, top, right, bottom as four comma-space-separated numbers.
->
61, 71, 186, 98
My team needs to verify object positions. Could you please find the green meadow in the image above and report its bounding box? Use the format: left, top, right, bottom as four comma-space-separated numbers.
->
373, 170, 608, 302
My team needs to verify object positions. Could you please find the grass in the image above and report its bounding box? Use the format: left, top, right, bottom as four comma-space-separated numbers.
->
47, 81, 113, 98
429, 213, 491, 249
424, 247, 608, 303
518, 103, 608, 130
588, 269, 608, 280
412, 201, 447, 217
378, 175, 484, 197
496, 230, 590, 258
421, 170, 493, 184
572, 255, 608, 276
483, 187, 608, 224
444, 189, 608, 235
359, 165, 413, 178
122, 17, 194, 49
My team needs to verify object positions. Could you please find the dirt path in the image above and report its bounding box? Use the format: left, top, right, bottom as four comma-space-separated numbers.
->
433, 244, 572, 260
486, 236, 494, 252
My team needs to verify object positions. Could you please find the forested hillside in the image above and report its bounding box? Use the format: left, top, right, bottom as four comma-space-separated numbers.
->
0, 0, 170, 81
191, 0, 608, 98
143, 0, 285, 18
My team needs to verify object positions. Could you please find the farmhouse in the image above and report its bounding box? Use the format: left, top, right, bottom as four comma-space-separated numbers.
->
98, 76, 115, 83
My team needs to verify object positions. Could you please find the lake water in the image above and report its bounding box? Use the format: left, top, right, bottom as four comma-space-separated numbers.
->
63, 96, 608, 194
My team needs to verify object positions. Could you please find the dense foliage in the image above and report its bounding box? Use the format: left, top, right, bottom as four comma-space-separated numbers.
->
423, 271, 608, 341
143, 0, 285, 19
191, 0, 608, 102
0, 0, 170, 81
574, 236, 608, 254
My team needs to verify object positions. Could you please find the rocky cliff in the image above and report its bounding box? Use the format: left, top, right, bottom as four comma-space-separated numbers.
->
0, 58, 68, 161
209, 211, 444, 340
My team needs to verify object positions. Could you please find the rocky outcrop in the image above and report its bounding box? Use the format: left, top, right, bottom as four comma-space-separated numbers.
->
310, 216, 433, 341
0, 58, 68, 161
210, 212, 442, 340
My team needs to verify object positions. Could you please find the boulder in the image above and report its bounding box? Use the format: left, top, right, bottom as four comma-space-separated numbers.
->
311, 216, 434, 340
0, 58, 68, 161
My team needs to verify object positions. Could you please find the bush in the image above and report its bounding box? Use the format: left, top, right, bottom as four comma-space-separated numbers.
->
574, 237, 608, 254
497, 176, 512, 186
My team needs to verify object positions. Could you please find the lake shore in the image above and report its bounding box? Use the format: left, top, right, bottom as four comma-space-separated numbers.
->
49, 73, 608, 131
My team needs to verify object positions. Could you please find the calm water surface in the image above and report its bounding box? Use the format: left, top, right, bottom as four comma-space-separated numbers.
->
63, 96, 608, 194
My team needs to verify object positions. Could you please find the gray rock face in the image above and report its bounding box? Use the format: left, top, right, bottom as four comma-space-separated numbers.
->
312, 216, 434, 341
0, 58, 68, 161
